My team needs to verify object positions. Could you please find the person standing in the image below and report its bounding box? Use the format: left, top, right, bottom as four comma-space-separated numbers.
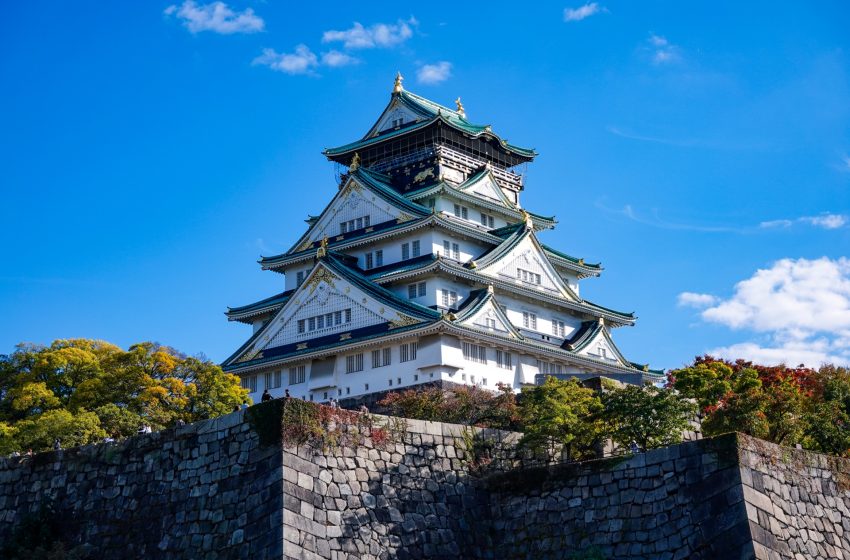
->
261, 389, 272, 402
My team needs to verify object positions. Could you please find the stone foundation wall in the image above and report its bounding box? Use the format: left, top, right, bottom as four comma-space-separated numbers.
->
0, 410, 282, 559
2, 400, 850, 560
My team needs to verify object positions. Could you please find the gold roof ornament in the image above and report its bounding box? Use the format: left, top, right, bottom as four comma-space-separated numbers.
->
317, 235, 329, 258
393, 71, 404, 93
486, 284, 494, 294
446, 312, 457, 321
455, 97, 466, 118
643, 364, 650, 372
521, 209, 533, 229
578, 258, 585, 266
348, 152, 361, 172
469, 260, 477, 269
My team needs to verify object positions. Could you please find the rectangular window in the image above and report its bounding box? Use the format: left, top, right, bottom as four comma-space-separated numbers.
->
288, 365, 306, 385
552, 320, 566, 337
296, 271, 305, 286
480, 213, 495, 227
265, 371, 282, 390
537, 361, 564, 374
441, 289, 458, 308
453, 204, 461, 217
400, 342, 418, 363
346, 353, 364, 374
365, 253, 373, 269
388, 379, 393, 387
452, 243, 460, 260
345, 309, 351, 322
523, 312, 537, 330
316, 315, 324, 329
443, 240, 450, 256
402, 243, 410, 260
301, 308, 351, 334
356, 217, 363, 229
308, 317, 316, 331
365, 383, 369, 391
484, 318, 497, 329
375, 250, 383, 267
334, 311, 342, 325
364, 215, 370, 227
496, 350, 513, 369
340, 222, 348, 234
462, 342, 487, 364
408, 282, 426, 299
297, 319, 305, 334
371, 348, 391, 368
412, 240, 420, 257
517, 268, 542, 285
461, 207, 468, 219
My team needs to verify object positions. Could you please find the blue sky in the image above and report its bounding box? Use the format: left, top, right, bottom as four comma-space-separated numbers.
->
1, 1, 849, 370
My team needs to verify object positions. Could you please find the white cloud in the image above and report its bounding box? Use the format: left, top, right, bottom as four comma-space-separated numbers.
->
417, 61, 452, 85
677, 292, 718, 308
647, 34, 680, 64
564, 3, 602, 22
164, 1, 264, 34
843, 155, 850, 171
322, 18, 416, 49
759, 213, 848, 230
252, 45, 318, 75
321, 50, 359, 67
685, 257, 850, 366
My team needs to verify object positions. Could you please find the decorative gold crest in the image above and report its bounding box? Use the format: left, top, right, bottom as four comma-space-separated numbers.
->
388, 315, 419, 329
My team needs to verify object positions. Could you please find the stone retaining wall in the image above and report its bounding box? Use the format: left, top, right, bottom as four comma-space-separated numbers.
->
2, 401, 849, 559
0, 410, 282, 558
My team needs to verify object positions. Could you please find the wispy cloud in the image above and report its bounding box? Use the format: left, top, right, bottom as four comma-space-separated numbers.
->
321, 50, 359, 68
677, 292, 719, 308
564, 3, 603, 22
417, 61, 452, 85
606, 126, 700, 148
842, 155, 850, 172
646, 33, 680, 65
322, 18, 417, 49
683, 257, 850, 366
164, 1, 264, 34
252, 45, 318, 75
759, 213, 848, 230
600, 202, 849, 234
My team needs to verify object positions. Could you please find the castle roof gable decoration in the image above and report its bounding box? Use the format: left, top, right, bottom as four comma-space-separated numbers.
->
224, 77, 662, 400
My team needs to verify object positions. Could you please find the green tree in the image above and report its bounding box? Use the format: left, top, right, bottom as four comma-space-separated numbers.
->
15, 409, 106, 451
0, 338, 249, 452
602, 385, 696, 451
670, 361, 733, 410
518, 377, 605, 462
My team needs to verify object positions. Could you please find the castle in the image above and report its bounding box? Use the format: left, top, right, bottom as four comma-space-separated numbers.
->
222, 74, 662, 403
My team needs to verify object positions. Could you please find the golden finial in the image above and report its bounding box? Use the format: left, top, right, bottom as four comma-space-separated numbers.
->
578, 258, 585, 266
643, 364, 650, 372
446, 312, 457, 321
348, 152, 361, 172
317, 236, 329, 258
393, 71, 404, 93
520, 209, 533, 229
469, 260, 477, 269
455, 97, 465, 117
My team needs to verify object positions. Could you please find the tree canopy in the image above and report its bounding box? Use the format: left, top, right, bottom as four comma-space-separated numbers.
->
0, 339, 249, 453
670, 356, 850, 455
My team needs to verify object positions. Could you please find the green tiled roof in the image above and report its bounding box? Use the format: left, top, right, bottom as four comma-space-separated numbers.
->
226, 289, 294, 321
324, 90, 536, 158
542, 244, 602, 270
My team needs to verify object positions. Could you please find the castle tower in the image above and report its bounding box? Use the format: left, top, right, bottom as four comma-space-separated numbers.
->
222, 76, 662, 403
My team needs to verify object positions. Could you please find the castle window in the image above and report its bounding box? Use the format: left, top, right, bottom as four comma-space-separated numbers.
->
441, 289, 458, 308
288, 365, 306, 385
341, 215, 370, 235
400, 342, 417, 363
402, 243, 410, 260
296, 270, 305, 286
453, 204, 468, 219
496, 350, 513, 369
552, 320, 566, 337
522, 312, 538, 330
408, 281, 426, 299
442, 240, 460, 259
484, 318, 497, 329
480, 213, 495, 228
241, 375, 258, 393
462, 342, 487, 364
598, 346, 608, 359
517, 268, 542, 285
372, 347, 391, 368
265, 370, 282, 390
538, 361, 564, 374
300, 308, 351, 335
346, 353, 364, 374
412, 240, 420, 257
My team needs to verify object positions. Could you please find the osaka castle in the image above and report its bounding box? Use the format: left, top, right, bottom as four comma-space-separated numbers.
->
222, 74, 662, 404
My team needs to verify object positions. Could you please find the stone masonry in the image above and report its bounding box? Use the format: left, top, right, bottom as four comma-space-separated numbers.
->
2, 400, 850, 559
